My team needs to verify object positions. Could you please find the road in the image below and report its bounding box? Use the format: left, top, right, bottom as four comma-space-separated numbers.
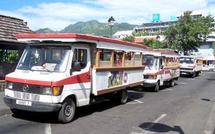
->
0, 72, 215, 134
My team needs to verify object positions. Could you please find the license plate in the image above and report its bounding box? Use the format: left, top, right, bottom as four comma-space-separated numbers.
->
16, 100, 32, 106
181, 72, 187, 75
14, 91, 40, 101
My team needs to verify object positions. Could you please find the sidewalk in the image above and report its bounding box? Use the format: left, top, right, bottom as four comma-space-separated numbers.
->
0, 91, 11, 116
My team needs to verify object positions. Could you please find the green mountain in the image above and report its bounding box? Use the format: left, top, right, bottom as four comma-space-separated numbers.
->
36, 20, 137, 37
35, 28, 56, 33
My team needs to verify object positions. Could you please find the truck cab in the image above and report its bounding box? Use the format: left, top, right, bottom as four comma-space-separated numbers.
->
180, 56, 203, 77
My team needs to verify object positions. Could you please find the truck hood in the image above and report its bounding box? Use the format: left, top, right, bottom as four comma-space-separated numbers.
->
180, 63, 195, 69
5, 70, 67, 86
143, 70, 159, 75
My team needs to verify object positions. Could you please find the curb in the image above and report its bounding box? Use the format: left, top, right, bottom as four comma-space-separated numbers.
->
0, 108, 11, 116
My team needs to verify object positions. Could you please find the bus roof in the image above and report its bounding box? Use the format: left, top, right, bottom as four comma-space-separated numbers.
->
16, 33, 150, 50
154, 49, 179, 56
143, 49, 179, 57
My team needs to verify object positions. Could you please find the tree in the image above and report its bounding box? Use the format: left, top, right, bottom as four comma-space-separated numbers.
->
122, 35, 135, 42
141, 38, 167, 49
164, 11, 214, 54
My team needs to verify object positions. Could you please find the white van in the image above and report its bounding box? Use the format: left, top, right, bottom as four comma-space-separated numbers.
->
180, 56, 203, 77
4, 33, 148, 123
143, 50, 180, 92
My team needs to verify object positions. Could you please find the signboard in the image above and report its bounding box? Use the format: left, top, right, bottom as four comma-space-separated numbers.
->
152, 14, 160, 22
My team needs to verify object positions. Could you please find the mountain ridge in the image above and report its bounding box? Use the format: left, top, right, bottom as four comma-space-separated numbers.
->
35, 20, 138, 37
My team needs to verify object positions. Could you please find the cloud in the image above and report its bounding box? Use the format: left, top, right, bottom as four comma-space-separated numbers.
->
0, 0, 213, 30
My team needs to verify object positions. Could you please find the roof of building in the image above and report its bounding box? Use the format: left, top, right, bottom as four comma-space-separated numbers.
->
0, 14, 32, 42
16, 33, 150, 50
113, 30, 133, 36
154, 49, 179, 55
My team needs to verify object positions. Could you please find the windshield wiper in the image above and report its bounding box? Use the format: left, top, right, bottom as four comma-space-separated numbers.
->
30, 65, 52, 72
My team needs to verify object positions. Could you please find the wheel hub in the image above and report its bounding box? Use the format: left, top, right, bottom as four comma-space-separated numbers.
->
65, 105, 73, 117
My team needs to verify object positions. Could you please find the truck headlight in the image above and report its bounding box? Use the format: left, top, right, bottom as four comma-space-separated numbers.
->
41, 87, 52, 95
6, 82, 13, 89
40, 86, 62, 96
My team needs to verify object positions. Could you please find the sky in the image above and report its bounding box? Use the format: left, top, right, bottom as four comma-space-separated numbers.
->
0, 0, 215, 30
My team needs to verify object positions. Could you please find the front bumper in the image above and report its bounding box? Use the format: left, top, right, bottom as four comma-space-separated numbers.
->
180, 70, 194, 75
4, 96, 62, 112
143, 79, 157, 87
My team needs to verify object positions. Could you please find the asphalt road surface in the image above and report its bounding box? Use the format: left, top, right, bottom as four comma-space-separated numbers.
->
0, 72, 215, 134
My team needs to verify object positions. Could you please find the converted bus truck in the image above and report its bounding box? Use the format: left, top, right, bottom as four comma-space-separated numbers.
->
180, 56, 203, 77
143, 49, 180, 92
4, 33, 148, 123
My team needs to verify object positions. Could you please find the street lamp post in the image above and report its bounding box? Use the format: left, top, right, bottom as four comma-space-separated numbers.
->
108, 16, 115, 38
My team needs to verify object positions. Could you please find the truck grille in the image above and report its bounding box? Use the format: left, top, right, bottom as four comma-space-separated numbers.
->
180, 68, 193, 71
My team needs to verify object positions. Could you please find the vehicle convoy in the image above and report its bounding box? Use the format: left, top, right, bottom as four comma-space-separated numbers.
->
143, 49, 180, 92
180, 56, 203, 77
4, 33, 148, 123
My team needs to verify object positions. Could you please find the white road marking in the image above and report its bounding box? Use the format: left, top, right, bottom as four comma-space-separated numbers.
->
45, 123, 52, 134
143, 114, 167, 134
130, 114, 167, 134
128, 90, 144, 94
153, 114, 167, 123
128, 97, 144, 104
177, 82, 187, 85
133, 99, 144, 104
204, 130, 213, 134
162, 88, 173, 92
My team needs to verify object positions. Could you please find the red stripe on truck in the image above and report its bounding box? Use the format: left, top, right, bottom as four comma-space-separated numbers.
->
5, 77, 52, 86
144, 69, 171, 76
52, 71, 91, 86
5, 71, 91, 87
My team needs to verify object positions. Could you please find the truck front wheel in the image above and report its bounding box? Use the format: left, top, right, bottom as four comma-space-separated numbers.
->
191, 72, 196, 78
58, 98, 76, 123
153, 82, 160, 92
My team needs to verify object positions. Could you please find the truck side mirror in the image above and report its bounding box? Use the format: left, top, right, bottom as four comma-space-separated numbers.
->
72, 61, 81, 72
160, 65, 164, 69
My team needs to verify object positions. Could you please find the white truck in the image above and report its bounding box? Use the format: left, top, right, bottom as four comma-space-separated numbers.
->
4, 33, 148, 123
143, 49, 180, 92
180, 56, 203, 77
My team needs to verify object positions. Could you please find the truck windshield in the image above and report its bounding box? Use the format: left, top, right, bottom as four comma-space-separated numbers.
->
144, 55, 157, 70
180, 57, 194, 64
17, 45, 71, 72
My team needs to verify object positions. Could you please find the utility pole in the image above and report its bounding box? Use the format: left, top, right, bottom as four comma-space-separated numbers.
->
108, 16, 115, 38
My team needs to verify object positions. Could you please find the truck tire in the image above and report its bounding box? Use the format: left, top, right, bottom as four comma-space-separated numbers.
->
58, 98, 76, 123
191, 72, 196, 78
153, 82, 160, 92
170, 80, 175, 87
10, 109, 22, 115
196, 71, 201, 76
118, 90, 128, 104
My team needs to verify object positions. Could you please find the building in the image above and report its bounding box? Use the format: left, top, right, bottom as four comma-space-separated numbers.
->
134, 12, 204, 36
134, 21, 176, 36
0, 15, 32, 80
191, 32, 215, 70
113, 30, 133, 39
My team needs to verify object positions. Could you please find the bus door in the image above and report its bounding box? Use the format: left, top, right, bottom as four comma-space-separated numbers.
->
70, 47, 91, 106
